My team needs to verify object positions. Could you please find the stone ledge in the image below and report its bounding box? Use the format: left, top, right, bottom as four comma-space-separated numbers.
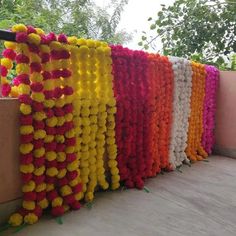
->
213, 146, 236, 159
0, 199, 21, 226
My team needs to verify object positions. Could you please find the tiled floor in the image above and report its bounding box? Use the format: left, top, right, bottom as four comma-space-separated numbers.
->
2, 156, 236, 236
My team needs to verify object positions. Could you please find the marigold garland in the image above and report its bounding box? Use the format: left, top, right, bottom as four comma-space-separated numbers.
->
102, 45, 120, 191
1, 23, 220, 227
0, 44, 17, 97
158, 56, 174, 170
27, 27, 46, 224
40, 34, 59, 216
201, 65, 219, 154
9, 24, 43, 226
147, 54, 162, 176
186, 62, 207, 162
92, 43, 109, 195
111, 46, 173, 188
111, 46, 137, 188
132, 50, 149, 188
67, 37, 83, 202
168, 57, 192, 168
85, 40, 100, 201
48, 36, 69, 215
5, 24, 83, 226
111, 45, 131, 184
66, 39, 120, 203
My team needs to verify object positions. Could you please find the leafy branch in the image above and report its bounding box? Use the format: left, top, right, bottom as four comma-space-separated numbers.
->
138, 0, 236, 70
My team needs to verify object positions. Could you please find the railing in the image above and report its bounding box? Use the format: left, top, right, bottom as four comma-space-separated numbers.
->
0, 29, 16, 42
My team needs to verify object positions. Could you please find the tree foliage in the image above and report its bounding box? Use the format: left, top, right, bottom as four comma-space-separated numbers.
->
139, 0, 236, 69
0, 0, 131, 44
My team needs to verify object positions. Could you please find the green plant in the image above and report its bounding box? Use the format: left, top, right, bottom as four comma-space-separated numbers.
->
0, 0, 132, 52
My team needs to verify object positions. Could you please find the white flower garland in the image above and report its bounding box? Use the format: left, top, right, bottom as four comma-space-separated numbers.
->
169, 57, 192, 168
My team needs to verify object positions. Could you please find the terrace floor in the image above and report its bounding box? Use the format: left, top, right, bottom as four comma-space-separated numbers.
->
3, 156, 236, 236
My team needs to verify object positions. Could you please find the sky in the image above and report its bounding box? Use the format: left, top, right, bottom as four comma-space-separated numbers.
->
94, 0, 175, 51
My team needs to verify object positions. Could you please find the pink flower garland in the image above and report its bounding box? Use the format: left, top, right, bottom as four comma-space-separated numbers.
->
202, 65, 219, 154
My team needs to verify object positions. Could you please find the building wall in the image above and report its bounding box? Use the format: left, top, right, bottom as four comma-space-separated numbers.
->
0, 99, 21, 204
214, 71, 236, 158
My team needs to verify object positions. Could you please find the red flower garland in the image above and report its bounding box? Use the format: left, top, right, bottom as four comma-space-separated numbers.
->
111, 46, 173, 189
111, 45, 132, 184
158, 56, 173, 171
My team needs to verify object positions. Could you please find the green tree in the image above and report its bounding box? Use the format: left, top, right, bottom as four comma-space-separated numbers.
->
0, 0, 131, 44
139, 0, 236, 69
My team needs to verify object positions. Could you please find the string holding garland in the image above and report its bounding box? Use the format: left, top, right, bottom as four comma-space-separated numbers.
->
0, 24, 219, 227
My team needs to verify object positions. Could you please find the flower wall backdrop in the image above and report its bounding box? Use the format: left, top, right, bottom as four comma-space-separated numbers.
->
0, 24, 219, 226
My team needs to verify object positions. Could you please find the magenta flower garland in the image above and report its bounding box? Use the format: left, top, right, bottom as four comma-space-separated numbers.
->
202, 65, 219, 154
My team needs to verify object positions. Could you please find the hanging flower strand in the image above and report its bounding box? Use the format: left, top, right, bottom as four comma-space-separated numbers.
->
201, 66, 219, 154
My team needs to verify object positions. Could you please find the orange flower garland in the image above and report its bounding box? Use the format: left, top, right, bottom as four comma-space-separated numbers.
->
145, 54, 160, 177
186, 62, 207, 161
158, 56, 173, 170
146, 53, 163, 176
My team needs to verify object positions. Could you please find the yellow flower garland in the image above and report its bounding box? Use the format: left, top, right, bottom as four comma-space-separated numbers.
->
49, 40, 70, 212
77, 42, 92, 198
85, 40, 100, 202
94, 44, 111, 191
67, 38, 120, 202
103, 46, 120, 190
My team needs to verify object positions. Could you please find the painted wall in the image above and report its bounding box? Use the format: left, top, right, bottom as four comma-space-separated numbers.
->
214, 71, 236, 157
0, 99, 21, 204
